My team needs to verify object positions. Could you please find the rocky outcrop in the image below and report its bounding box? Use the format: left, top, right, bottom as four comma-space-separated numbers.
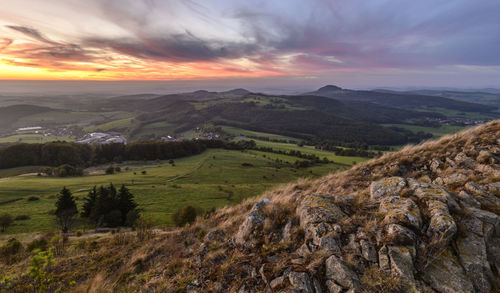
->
234, 199, 270, 248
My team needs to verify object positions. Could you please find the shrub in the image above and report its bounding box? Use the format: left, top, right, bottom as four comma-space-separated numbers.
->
27, 196, 40, 201
27, 238, 49, 252
115, 166, 121, 172
0, 238, 23, 263
361, 267, 403, 293
172, 206, 202, 227
0, 213, 14, 232
15, 215, 30, 221
105, 166, 115, 174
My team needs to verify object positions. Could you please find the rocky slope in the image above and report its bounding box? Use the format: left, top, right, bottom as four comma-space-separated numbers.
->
2, 121, 500, 292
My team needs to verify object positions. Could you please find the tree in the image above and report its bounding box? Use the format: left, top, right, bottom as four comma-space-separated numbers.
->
117, 185, 138, 224
0, 213, 13, 232
55, 187, 78, 233
81, 186, 97, 218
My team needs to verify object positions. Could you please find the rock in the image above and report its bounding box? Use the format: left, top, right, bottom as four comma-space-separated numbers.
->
426, 208, 457, 242
319, 234, 340, 253
414, 184, 459, 212
307, 222, 334, 246
204, 229, 226, 242
476, 150, 492, 163
430, 159, 442, 173
288, 271, 314, 292
442, 173, 467, 185
370, 177, 406, 200
281, 220, 292, 242
234, 199, 270, 248
270, 276, 286, 289
468, 207, 500, 232
423, 247, 475, 293
379, 196, 422, 230
378, 245, 391, 272
384, 223, 416, 245
326, 280, 342, 293
291, 258, 305, 265
297, 243, 312, 257
456, 191, 481, 208
325, 255, 360, 290
487, 182, 500, 194
387, 245, 416, 288
486, 237, 500, 273
297, 194, 346, 227
456, 234, 492, 293
454, 152, 476, 168
465, 182, 488, 197
312, 278, 322, 293
360, 239, 377, 263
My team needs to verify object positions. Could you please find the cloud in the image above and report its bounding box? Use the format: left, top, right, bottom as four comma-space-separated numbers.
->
0, 38, 12, 51
6, 25, 58, 45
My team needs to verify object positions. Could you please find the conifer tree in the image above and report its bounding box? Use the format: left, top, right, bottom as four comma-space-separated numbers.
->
55, 187, 78, 233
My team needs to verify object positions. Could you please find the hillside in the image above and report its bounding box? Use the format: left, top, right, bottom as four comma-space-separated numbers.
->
2, 120, 499, 292
308, 85, 495, 113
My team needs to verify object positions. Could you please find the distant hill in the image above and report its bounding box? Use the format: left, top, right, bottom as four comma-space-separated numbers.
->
401, 89, 500, 108
307, 85, 494, 113
0, 104, 56, 129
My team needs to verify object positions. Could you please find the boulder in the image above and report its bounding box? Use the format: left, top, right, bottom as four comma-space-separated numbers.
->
297, 194, 346, 227
423, 247, 475, 293
379, 196, 422, 230
456, 191, 481, 208
288, 271, 314, 292
325, 255, 360, 291
270, 276, 286, 289
370, 177, 406, 200
378, 245, 391, 272
326, 281, 342, 293
387, 246, 417, 290
360, 239, 377, 263
384, 223, 416, 245
234, 199, 270, 248
456, 234, 492, 293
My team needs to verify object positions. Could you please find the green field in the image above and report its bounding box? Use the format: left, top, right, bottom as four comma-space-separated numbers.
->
0, 134, 73, 144
382, 123, 466, 138
0, 149, 349, 234
249, 138, 369, 165
221, 126, 297, 141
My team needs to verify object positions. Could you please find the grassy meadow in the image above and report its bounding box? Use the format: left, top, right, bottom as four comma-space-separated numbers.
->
0, 148, 350, 235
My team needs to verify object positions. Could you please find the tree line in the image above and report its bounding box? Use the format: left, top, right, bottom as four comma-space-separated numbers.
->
0, 140, 224, 169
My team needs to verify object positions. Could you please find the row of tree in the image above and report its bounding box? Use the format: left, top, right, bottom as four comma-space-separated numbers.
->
0, 139, 224, 169
54, 184, 139, 233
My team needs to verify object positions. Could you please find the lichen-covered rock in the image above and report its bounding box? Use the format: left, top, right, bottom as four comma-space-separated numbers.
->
413, 184, 459, 211
456, 233, 492, 293
360, 239, 377, 263
297, 194, 346, 227
370, 177, 406, 200
423, 248, 475, 293
378, 245, 391, 272
456, 191, 481, 208
325, 255, 360, 291
326, 281, 342, 293
387, 246, 417, 290
234, 199, 270, 248
384, 223, 416, 245
379, 196, 422, 230
288, 271, 314, 292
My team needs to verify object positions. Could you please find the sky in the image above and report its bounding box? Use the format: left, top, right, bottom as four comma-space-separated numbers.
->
0, 0, 499, 89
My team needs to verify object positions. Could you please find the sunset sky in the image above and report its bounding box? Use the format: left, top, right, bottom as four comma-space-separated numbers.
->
0, 0, 499, 88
